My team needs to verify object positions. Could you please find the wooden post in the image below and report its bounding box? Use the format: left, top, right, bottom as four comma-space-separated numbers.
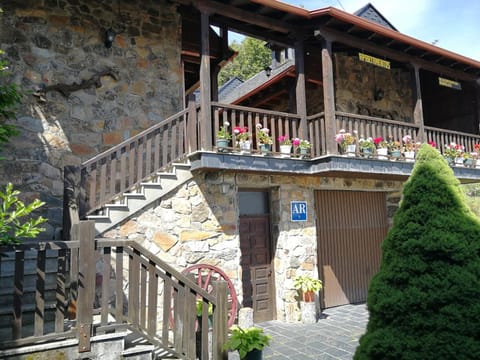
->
199, 9, 212, 150
212, 281, 228, 360
63, 166, 81, 240
75, 220, 96, 353
186, 94, 198, 153
295, 38, 308, 140
413, 63, 425, 142
321, 38, 337, 154
476, 79, 480, 134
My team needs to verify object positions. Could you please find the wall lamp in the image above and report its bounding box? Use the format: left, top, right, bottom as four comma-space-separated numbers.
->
264, 66, 272, 77
374, 88, 384, 101
105, 28, 116, 48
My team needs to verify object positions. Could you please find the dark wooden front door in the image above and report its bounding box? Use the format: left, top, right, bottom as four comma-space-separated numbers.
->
239, 215, 274, 322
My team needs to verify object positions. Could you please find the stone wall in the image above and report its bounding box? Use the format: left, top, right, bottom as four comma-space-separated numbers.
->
0, 0, 182, 238
335, 52, 414, 122
103, 170, 404, 322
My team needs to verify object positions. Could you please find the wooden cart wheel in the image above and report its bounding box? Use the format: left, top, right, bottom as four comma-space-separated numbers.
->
182, 264, 238, 328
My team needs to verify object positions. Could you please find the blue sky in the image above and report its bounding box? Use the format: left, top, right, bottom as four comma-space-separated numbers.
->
280, 0, 480, 60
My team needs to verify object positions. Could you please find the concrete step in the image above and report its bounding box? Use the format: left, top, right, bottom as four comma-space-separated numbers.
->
89, 162, 193, 235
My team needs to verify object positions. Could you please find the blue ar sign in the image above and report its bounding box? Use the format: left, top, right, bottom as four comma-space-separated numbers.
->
291, 201, 307, 221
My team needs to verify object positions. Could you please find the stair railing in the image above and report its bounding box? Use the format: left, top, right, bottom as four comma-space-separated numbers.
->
72, 100, 199, 218
0, 221, 229, 360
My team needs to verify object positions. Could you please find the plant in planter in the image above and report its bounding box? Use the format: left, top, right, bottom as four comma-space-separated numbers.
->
216, 121, 232, 151
233, 126, 251, 151
335, 129, 357, 154
223, 326, 271, 360
358, 137, 375, 157
293, 274, 322, 302
256, 124, 272, 153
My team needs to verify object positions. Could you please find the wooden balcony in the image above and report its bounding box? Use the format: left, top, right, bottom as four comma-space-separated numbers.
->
74, 102, 480, 217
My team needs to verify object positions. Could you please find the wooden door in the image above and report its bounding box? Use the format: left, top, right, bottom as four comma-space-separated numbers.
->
239, 215, 274, 322
316, 190, 388, 308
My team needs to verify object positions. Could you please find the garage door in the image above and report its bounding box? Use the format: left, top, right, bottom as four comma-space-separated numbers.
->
315, 190, 388, 308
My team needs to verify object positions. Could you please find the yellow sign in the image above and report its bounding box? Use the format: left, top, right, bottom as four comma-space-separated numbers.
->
358, 52, 390, 69
438, 77, 462, 90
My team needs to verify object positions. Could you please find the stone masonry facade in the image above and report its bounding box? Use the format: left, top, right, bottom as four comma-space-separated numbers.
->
104, 171, 403, 322
0, 0, 182, 238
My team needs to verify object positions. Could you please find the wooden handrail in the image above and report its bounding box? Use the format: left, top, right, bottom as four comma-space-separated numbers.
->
0, 223, 229, 359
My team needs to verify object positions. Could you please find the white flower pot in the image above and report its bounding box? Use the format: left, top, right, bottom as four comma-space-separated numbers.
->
377, 147, 388, 160
239, 140, 251, 154
346, 144, 356, 157
404, 151, 415, 162
280, 145, 292, 157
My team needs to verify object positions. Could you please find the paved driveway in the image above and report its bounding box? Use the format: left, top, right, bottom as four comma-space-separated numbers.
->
257, 303, 368, 360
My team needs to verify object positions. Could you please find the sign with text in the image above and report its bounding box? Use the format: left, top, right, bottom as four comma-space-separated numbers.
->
358, 52, 391, 69
291, 201, 307, 222
438, 77, 462, 90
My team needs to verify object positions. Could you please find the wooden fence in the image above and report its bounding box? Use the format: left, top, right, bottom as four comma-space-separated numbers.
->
0, 221, 228, 360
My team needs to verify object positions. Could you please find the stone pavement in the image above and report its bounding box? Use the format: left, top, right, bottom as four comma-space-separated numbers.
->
257, 303, 368, 360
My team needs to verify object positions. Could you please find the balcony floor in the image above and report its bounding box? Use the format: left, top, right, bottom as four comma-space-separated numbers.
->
189, 151, 480, 183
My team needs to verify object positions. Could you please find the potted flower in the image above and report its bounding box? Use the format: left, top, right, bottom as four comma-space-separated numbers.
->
217, 121, 231, 151
386, 136, 402, 159
277, 135, 292, 157
223, 326, 271, 360
358, 137, 375, 157
234, 126, 251, 153
292, 138, 311, 157
444, 142, 464, 166
373, 136, 388, 159
256, 124, 272, 154
402, 135, 418, 162
473, 143, 480, 168
335, 129, 357, 156
463, 151, 474, 167
293, 274, 323, 302
294, 274, 322, 324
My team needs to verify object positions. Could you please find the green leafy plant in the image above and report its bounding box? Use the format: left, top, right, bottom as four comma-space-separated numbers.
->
0, 48, 21, 157
255, 124, 272, 145
0, 183, 47, 245
223, 326, 271, 359
293, 274, 323, 293
355, 144, 480, 359
195, 298, 213, 317
358, 137, 375, 151
217, 121, 232, 140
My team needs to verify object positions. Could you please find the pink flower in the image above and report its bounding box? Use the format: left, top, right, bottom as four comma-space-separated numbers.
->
428, 141, 436, 148
373, 137, 384, 145
292, 138, 301, 146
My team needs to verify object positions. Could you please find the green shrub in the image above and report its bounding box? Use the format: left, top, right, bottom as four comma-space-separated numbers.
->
0, 183, 46, 245
354, 144, 480, 359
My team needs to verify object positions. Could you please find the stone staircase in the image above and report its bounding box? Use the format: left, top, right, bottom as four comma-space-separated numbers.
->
87, 162, 193, 235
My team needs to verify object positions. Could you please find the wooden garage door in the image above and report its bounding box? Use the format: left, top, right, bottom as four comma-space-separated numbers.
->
316, 190, 388, 308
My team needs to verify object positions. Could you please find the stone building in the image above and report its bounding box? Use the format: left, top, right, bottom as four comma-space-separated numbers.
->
1, 0, 480, 324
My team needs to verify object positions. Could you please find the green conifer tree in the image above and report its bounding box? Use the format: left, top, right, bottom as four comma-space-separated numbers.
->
354, 144, 480, 360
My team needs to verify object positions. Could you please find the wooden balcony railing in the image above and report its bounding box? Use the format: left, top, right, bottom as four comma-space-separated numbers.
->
212, 102, 302, 153
76, 106, 198, 217
67, 102, 480, 221
335, 111, 421, 144
0, 221, 228, 360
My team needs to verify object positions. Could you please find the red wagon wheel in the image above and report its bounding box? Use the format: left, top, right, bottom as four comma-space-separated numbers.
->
182, 264, 238, 328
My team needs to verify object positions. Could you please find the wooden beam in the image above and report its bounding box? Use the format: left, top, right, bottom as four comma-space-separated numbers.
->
192, 0, 291, 34
295, 38, 308, 139
412, 64, 425, 141
315, 26, 477, 82
322, 38, 337, 155
199, 9, 212, 150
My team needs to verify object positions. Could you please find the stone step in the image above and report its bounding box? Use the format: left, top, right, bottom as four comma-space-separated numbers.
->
88, 162, 193, 235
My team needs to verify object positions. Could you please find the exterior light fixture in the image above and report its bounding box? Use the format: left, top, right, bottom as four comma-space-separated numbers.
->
374, 88, 384, 101
264, 66, 272, 77
105, 28, 116, 48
